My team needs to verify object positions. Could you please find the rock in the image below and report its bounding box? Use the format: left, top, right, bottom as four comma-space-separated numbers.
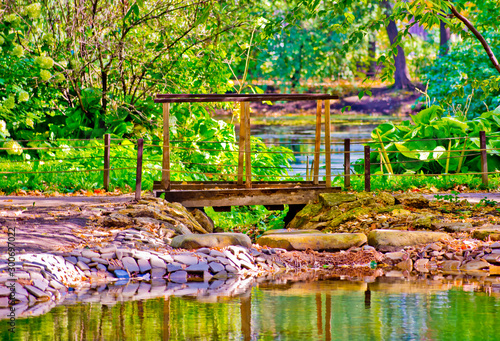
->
65, 256, 78, 265
491, 242, 500, 249
169, 271, 188, 283
173, 255, 198, 266
91, 258, 109, 265
167, 264, 183, 272
151, 268, 166, 279
367, 230, 451, 251
100, 245, 117, 254
461, 260, 490, 271
434, 222, 473, 233
262, 229, 319, 236
171, 233, 252, 249
137, 259, 152, 273
394, 193, 430, 208
103, 213, 133, 227
185, 263, 210, 272
376, 192, 396, 206
76, 261, 90, 271
396, 259, 413, 271
384, 252, 407, 262
150, 257, 167, 269
24, 285, 50, 299
114, 269, 130, 279
413, 214, 434, 230
442, 260, 461, 271
121, 257, 140, 273
209, 250, 225, 258
318, 193, 357, 207
212, 271, 228, 280
225, 265, 239, 274
208, 262, 225, 273
191, 209, 214, 233
472, 226, 500, 241
33, 279, 49, 292
287, 202, 324, 229
256, 233, 367, 251
414, 259, 429, 272
81, 250, 100, 259
166, 202, 209, 234
100, 252, 115, 259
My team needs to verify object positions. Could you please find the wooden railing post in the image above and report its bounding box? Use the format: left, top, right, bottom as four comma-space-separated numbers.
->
238, 102, 245, 186
325, 99, 331, 187
244, 102, 252, 188
480, 130, 488, 187
162, 103, 171, 190
313, 100, 322, 185
364, 145, 371, 192
344, 138, 351, 189
135, 138, 144, 201
103, 133, 110, 191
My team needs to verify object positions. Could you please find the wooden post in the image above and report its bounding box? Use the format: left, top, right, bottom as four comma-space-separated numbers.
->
344, 138, 351, 189
313, 100, 322, 185
238, 102, 246, 186
162, 103, 171, 190
364, 145, 371, 192
103, 133, 110, 191
325, 99, 331, 187
135, 138, 144, 201
480, 130, 488, 187
244, 102, 252, 188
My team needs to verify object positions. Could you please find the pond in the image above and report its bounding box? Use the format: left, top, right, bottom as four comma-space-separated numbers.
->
5, 275, 500, 341
216, 111, 407, 177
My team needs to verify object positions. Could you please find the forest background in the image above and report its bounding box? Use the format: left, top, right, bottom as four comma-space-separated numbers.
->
1, 0, 500, 229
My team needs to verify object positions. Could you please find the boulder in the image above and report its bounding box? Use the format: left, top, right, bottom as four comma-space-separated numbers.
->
191, 209, 214, 233
433, 222, 473, 233
319, 193, 357, 207
262, 229, 319, 236
103, 213, 133, 227
256, 233, 367, 251
287, 202, 323, 229
376, 192, 396, 206
367, 229, 451, 251
170, 233, 252, 249
394, 193, 430, 208
472, 226, 500, 241
461, 260, 490, 271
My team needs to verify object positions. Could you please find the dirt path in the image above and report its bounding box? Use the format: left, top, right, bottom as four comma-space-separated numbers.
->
0, 195, 134, 254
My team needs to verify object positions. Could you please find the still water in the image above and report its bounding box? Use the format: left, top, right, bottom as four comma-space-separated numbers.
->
6, 275, 500, 341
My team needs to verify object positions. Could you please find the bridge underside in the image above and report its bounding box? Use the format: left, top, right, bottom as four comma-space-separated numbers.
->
154, 181, 341, 208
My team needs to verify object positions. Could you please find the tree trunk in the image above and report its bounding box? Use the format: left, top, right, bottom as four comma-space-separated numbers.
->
382, 0, 412, 89
439, 19, 451, 56
367, 35, 376, 78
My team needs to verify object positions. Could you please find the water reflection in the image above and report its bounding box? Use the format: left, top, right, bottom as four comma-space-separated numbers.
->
6, 272, 500, 341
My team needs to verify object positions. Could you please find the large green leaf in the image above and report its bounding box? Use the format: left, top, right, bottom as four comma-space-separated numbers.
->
410, 105, 443, 126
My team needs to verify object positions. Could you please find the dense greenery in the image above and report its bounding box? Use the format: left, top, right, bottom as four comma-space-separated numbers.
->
355, 104, 500, 175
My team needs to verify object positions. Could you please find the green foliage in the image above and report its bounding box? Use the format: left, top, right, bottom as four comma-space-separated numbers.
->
434, 191, 461, 204
420, 32, 500, 119
354, 105, 500, 175
205, 205, 288, 239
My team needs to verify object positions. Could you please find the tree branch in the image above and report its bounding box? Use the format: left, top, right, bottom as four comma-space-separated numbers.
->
448, 3, 500, 74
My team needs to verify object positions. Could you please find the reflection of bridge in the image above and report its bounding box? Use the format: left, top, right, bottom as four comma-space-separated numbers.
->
153, 94, 341, 210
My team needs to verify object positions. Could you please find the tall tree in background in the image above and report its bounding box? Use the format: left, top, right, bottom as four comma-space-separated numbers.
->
439, 19, 451, 56
381, 0, 412, 89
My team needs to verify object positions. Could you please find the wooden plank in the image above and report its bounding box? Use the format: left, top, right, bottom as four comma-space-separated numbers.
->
313, 100, 322, 185
162, 103, 171, 190
324, 99, 331, 187
135, 138, 144, 201
159, 187, 341, 207
154, 180, 330, 190
245, 102, 252, 188
154, 95, 340, 103
154, 94, 340, 103
344, 138, 351, 189
480, 130, 488, 186
103, 133, 110, 191
364, 145, 371, 192
238, 102, 245, 186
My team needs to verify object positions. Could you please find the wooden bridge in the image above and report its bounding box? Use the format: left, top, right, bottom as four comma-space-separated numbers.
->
153, 93, 341, 210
